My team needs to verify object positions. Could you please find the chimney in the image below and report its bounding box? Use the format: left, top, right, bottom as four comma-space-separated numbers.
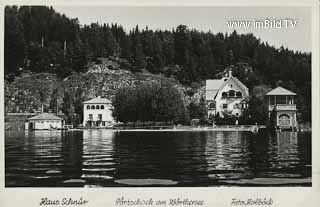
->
228, 69, 233, 77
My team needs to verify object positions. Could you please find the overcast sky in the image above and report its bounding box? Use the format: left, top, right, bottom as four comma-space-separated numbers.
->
54, 6, 311, 52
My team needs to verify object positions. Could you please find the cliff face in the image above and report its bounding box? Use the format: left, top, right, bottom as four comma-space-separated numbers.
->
5, 57, 203, 114
5, 73, 60, 113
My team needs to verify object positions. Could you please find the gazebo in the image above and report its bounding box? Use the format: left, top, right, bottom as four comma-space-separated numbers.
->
266, 86, 297, 130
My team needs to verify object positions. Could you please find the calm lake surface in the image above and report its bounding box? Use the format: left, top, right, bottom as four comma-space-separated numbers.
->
5, 130, 311, 187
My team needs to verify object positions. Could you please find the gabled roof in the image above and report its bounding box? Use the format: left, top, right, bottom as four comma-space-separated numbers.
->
206, 76, 249, 100
218, 76, 249, 96
83, 96, 112, 104
206, 79, 224, 100
266, 86, 296, 96
28, 113, 63, 120
206, 79, 224, 91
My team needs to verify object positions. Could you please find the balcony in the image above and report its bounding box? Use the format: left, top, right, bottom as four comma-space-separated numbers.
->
269, 104, 296, 111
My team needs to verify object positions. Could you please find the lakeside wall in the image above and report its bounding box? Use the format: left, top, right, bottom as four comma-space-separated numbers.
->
5, 113, 37, 130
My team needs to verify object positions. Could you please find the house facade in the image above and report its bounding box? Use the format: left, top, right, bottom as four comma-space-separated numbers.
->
206, 70, 249, 118
266, 86, 297, 130
25, 113, 64, 130
83, 96, 114, 127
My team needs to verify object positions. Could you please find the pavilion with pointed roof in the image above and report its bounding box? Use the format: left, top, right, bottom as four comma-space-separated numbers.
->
266, 86, 297, 130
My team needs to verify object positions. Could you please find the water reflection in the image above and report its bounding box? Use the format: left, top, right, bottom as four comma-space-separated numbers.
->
112, 131, 209, 184
5, 130, 311, 187
61, 131, 83, 181
205, 131, 252, 180
265, 132, 310, 178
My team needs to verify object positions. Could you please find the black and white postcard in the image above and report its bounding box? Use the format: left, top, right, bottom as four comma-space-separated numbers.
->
0, 0, 319, 207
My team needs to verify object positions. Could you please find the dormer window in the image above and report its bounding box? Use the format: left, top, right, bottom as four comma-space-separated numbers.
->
222, 92, 227, 98
229, 90, 235, 97
208, 102, 216, 109
236, 92, 242, 98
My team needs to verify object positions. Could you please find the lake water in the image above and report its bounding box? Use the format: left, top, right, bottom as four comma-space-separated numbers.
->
5, 130, 311, 187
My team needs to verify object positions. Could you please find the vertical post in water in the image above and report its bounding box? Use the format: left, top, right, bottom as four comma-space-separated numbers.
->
41, 36, 44, 48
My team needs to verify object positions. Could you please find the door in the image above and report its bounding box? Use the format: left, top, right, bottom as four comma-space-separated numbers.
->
28, 122, 33, 130
278, 114, 290, 126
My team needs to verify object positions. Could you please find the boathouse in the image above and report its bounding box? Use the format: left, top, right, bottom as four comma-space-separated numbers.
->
25, 113, 64, 130
206, 69, 249, 118
266, 86, 297, 130
83, 96, 115, 127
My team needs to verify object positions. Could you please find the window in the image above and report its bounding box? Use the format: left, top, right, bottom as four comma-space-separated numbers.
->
91, 105, 95, 110
223, 104, 228, 109
229, 90, 235, 97
96, 105, 100, 110
101, 105, 104, 110
241, 100, 248, 109
98, 114, 102, 120
236, 92, 242, 98
209, 102, 216, 109
222, 92, 227, 98
89, 114, 93, 120
279, 114, 290, 126
87, 105, 90, 110
102, 121, 105, 126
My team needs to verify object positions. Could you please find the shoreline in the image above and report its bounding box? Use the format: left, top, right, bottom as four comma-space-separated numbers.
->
21, 125, 267, 132
6, 125, 312, 132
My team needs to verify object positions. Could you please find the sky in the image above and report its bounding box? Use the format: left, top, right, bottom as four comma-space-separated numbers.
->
54, 6, 311, 52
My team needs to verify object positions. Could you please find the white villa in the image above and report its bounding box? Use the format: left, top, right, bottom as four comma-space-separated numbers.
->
83, 96, 115, 127
206, 70, 249, 118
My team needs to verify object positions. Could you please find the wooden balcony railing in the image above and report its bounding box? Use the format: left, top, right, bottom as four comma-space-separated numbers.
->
269, 104, 296, 111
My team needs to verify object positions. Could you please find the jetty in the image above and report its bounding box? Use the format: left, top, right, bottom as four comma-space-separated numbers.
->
111, 124, 266, 133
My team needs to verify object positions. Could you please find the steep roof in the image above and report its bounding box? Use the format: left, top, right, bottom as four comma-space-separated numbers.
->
206, 76, 249, 100
266, 86, 296, 96
206, 79, 224, 100
83, 96, 112, 104
218, 76, 249, 97
206, 79, 225, 90
28, 113, 63, 120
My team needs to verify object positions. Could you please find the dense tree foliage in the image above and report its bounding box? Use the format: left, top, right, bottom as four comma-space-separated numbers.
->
112, 82, 189, 123
5, 6, 311, 123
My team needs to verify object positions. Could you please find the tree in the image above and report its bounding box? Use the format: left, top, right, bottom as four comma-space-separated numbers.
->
5, 6, 25, 77
4, 6, 311, 123
112, 82, 189, 123
246, 85, 271, 124
49, 88, 59, 113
